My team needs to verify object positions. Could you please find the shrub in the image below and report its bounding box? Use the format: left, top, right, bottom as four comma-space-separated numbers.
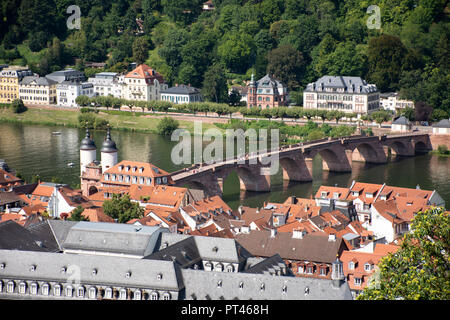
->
437, 145, 448, 155
157, 116, 179, 136
10, 99, 27, 113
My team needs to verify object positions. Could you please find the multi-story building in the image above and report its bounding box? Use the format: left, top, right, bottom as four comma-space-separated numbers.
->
303, 76, 380, 115
379, 92, 414, 112
0, 66, 33, 104
19, 76, 57, 105
123, 64, 167, 101
160, 84, 203, 104
46, 68, 85, 84
247, 74, 288, 109
56, 81, 94, 107
0, 220, 353, 300
87, 72, 124, 98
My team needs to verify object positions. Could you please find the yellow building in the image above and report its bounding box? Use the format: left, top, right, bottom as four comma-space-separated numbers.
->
0, 66, 33, 104
19, 76, 58, 105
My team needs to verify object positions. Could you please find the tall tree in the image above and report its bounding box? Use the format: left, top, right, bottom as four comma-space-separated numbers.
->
202, 63, 228, 103
358, 207, 449, 300
132, 37, 150, 64
266, 44, 305, 91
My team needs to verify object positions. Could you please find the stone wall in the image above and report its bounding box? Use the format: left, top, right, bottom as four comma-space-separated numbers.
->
429, 134, 450, 150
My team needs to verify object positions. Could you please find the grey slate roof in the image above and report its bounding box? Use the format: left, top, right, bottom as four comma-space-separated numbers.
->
25, 220, 61, 252
0, 191, 21, 206
0, 249, 183, 291
61, 221, 166, 257
46, 69, 86, 83
161, 84, 201, 95
392, 116, 410, 125
432, 119, 450, 128
305, 76, 378, 94
20, 76, 57, 86
0, 221, 50, 252
145, 236, 201, 268
181, 268, 352, 300
243, 254, 291, 275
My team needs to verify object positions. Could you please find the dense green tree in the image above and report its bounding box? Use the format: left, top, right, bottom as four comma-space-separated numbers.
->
266, 44, 304, 91
358, 207, 449, 300
103, 193, 144, 223
68, 206, 89, 221
157, 116, 179, 136
159, 29, 189, 70
10, 99, 27, 114
414, 101, 433, 122
367, 34, 416, 92
202, 63, 228, 103
132, 37, 150, 64
217, 32, 255, 74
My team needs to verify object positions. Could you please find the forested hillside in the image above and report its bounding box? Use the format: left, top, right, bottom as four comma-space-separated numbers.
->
0, 0, 448, 115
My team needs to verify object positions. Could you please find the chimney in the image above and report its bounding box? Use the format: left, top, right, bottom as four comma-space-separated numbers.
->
291, 196, 296, 204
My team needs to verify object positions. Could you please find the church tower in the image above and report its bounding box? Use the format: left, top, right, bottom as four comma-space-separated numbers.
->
79, 127, 97, 175
100, 126, 118, 173
248, 73, 257, 107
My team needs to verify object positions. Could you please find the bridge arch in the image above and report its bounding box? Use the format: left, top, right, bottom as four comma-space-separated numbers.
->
307, 147, 352, 172
387, 140, 411, 157
279, 155, 313, 182
414, 141, 429, 154
350, 142, 387, 163
219, 165, 271, 193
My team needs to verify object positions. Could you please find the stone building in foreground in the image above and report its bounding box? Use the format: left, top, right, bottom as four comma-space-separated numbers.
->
0, 220, 352, 300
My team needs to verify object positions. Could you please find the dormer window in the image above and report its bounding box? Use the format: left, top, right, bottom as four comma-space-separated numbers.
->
139, 167, 144, 173
118, 165, 123, 171
282, 285, 287, 293
352, 191, 359, 196
104, 174, 109, 181
162, 177, 168, 184
157, 273, 163, 280
146, 177, 152, 185
239, 282, 244, 289
132, 166, 137, 172
364, 263, 372, 271
260, 283, 265, 291
349, 262, 355, 270
366, 192, 373, 198
53, 285, 61, 296
125, 271, 131, 278
333, 192, 339, 199
217, 280, 222, 288
126, 166, 130, 172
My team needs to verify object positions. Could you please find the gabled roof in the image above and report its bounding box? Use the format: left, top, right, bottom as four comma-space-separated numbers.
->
125, 64, 165, 84
392, 116, 410, 125
161, 84, 201, 95
0, 220, 52, 252
0, 168, 21, 185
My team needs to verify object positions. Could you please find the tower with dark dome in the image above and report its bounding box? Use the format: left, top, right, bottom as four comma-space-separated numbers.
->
79, 127, 97, 175
100, 125, 118, 172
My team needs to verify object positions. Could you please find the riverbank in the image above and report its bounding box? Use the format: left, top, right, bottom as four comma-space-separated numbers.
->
0, 107, 221, 134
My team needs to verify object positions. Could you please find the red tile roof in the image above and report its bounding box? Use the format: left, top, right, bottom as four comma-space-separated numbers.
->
125, 64, 165, 84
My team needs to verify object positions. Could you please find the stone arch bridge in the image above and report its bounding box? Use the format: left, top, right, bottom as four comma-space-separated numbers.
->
170, 133, 432, 197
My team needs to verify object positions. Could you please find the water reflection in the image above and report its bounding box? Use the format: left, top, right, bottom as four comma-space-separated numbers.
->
0, 122, 448, 210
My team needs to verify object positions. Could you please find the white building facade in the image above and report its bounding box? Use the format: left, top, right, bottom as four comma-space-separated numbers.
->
19, 76, 57, 105
303, 76, 380, 115
56, 81, 95, 107
160, 85, 203, 104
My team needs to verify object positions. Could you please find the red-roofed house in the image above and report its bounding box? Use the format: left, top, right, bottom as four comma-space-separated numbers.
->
123, 64, 167, 101
0, 169, 22, 192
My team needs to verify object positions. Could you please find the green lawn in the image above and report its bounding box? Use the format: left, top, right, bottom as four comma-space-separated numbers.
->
0, 107, 221, 134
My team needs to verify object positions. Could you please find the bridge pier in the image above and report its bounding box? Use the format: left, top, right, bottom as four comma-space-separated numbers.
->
236, 165, 271, 192
280, 155, 313, 182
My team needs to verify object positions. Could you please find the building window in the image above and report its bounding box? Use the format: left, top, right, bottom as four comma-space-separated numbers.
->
260, 283, 265, 291
217, 280, 222, 288
30, 283, 38, 295
77, 286, 85, 298
163, 292, 171, 300
65, 286, 73, 297
306, 266, 313, 274
215, 263, 224, 272
41, 283, 49, 296
239, 282, 244, 289
364, 263, 371, 271
320, 267, 327, 276
119, 289, 127, 300
349, 262, 355, 270
150, 291, 159, 300
282, 285, 287, 293
354, 278, 362, 286
53, 284, 61, 296
105, 287, 113, 299
7, 281, 14, 293
19, 282, 26, 294
134, 290, 141, 300
146, 177, 152, 185
89, 287, 96, 299
226, 264, 234, 273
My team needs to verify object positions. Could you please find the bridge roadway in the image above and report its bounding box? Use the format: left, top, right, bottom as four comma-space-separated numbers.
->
170, 133, 432, 197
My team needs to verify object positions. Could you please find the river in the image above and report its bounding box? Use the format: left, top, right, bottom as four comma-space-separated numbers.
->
0, 122, 448, 209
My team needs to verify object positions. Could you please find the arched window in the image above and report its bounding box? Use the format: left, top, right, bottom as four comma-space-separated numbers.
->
30, 282, 38, 295
150, 291, 159, 300
18, 282, 26, 294
133, 290, 141, 300
7, 281, 14, 293
215, 263, 224, 272
65, 285, 73, 297
226, 264, 234, 273
119, 288, 127, 300
162, 292, 171, 300
89, 287, 97, 299
105, 287, 113, 299
53, 284, 61, 296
